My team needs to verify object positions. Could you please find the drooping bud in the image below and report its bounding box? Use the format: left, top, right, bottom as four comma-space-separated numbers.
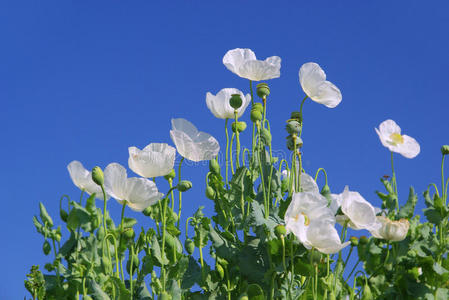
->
91, 166, 104, 186
232, 121, 247, 133
43, 240, 51, 255
250, 109, 263, 123
275, 225, 287, 238
60, 209, 68, 223
101, 257, 113, 274
178, 180, 193, 192
164, 169, 176, 181
350, 236, 359, 247
229, 94, 243, 109
209, 158, 220, 175
256, 83, 270, 99
441, 145, 449, 156
260, 128, 272, 145
123, 228, 135, 241
185, 238, 195, 255
205, 186, 216, 200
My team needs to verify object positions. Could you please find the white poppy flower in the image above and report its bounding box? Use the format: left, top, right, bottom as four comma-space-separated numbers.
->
375, 119, 420, 159
285, 192, 349, 254
338, 187, 380, 231
104, 163, 163, 212
223, 48, 281, 81
206, 88, 251, 119
170, 118, 220, 162
299, 62, 342, 108
67, 161, 109, 200
369, 216, 409, 241
128, 143, 176, 178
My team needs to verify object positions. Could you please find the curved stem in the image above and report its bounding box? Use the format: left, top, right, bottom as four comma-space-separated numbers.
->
225, 118, 230, 186
185, 217, 193, 239
242, 148, 250, 167
314, 168, 328, 185
59, 195, 71, 214
345, 259, 361, 282
100, 185, 108, 233
169, 179, 175, 210
427, 183, 440, 198
118, 201, 127, 282
177, 157, 184, 229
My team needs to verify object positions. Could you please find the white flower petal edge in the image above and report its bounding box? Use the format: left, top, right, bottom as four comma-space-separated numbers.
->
340, 187, 380, 231
369, 216, 409, 241
299, 62, 342, 108
104, 163, 163, 212
375, 119, 420, 159
223, 48, 281, 81
170, 118, 220, 162
67, 161, 108, 200
206, 88, 251, 119
128, 143, 176, 178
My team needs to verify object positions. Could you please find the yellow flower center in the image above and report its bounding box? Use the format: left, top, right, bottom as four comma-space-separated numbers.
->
295, 212, 310, 226
389, 133, 404, 145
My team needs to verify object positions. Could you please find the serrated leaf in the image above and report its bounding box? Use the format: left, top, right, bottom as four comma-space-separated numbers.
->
398, 187, 418, 218
122, 217, 137, 229
67, 202, 92, 232
89, 280, 111, 300
150, 234, 169, 266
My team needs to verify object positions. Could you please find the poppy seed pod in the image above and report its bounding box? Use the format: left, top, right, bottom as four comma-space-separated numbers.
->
164, 169, 176, 181
441, 145, 449, 156
290, 111, 301, 120
232, 121, 247, 133
178, 180, 193, 192
91, 166, 104, 186
209, 158, 220, 175
260, 128, 272, 145
229, 94, 243, 109
286, 120, 301, 135
286, 135, 303, 150
250, 109, 263, 123
253, 102, 264, 113
256, 82, 270, 99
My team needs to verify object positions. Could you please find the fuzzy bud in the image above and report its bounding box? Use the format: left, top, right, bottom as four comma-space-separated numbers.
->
232, 121, 247, 133
91, 166, 104, 186
441, 145, 449, 156
178, 180, 193, 192
209, 158, 220, 175
205, 186, 216, 200
250, 109, 263, 123
164, 169, 176, 181
350, 236, 359, 247
43, 240, 51, 255
185, 238, 195, 255
142, 206, 152, 217
275, 225, 287, 238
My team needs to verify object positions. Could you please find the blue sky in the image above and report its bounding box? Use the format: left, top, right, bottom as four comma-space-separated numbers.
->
1, 1, 449, 298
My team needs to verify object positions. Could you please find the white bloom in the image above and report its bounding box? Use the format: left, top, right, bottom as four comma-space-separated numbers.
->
128, 143, 176, 178
299, 62, 342, 108
285, 191, 350, 254
104, 163, 163, 212
206, 88, 251, 119
375, 119, 420, 159
370, 216, 409, 241
67, 161, 109, 200
338, 187, 381, 231
170, 118, 220, 162
223, 48, 281, 81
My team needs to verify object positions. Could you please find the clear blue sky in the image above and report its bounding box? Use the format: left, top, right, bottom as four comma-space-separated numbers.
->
1, 1, 449, 298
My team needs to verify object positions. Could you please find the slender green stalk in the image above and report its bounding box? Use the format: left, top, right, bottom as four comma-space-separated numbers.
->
427, 183, 440, 198
298, 96, 308, 138
257, 123, 268, 218
345, 259, 360, 282
343, 246, 354, 268
161, 197, 169, 291
234, 111, 241, 168
225, 118, 230, 186
51, 239, 60, 284
118, 201, 127, 282
129, 245, 135, 299
442, 154, 446, 203
103, 233, 120, 278
177, 157, 184, 229
101, 185, 108, 233
242, 148, 250, 167
185, 217, 193, 239
169, 179, 175, 209
314, 168, 328, 185
390, 152, 399, 210
230, 133, 235, 174
79, 189, 85, 204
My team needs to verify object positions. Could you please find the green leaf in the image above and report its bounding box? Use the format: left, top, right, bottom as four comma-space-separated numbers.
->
398, 187, 418, 218
181, 256, 201, 289
122, 217, 137, 229
108, 277, 131, 300
433, 262, 449, 275
436, 288, 449, 300
134, 280, 152, 300
150, 234, 168, 266
67, 202, 92, 232
89, 280, 111, 300
423, 208, 443, 225
39, 202, 54, 227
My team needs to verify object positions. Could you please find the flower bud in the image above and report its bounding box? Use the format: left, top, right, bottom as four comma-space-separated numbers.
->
441, 145, 449, 156
359, 236, 369, 245
178, 180, 193, 192
43, 240, 51, 255
256, 83, 270, 99
350, 236, 359, 247
185, 238, 195, 255
143, 206, 152, 217
361, 283, 373, 300
286, 120, 301, 135
209, 158, 220, 175
91, 166, 104, 186
123, 228, 135, 241
60, 209, 68, 223
275, 225, 287, 238
164, 169, 176, 181
229, 94, 243, 109
260, 128, 272, 145
250, 109, 263, 122
101, 257, 112, 274
232, 121, 247, 133
206, 186, 216, 200
253, 103, 264, 113
216, 264, 225, 279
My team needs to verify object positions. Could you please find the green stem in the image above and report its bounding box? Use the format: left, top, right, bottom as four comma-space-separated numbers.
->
314, 168, 328, 185
442, 154, 446, 203
345, 259, 360, 282
298, 96, 308, 138
169, 179, 175, 209
390, 152, 399, 210
118, 201, 127, 282
177, 157, 184, 229
51, 238, 60, 284
234, 111, 241, 168
427, 183, 440, 198
230, 133, 235, 174
129, 245, 135, 299
242, 148, 250, 167
101, 185, 108, 233
79, 189, 85, 204
343, 246, 354, 269
161, 197, 169, 292
103, 233, 120, 278
225, 118, 230, 186
185, 217, 193, 239
257, 123, 268, 218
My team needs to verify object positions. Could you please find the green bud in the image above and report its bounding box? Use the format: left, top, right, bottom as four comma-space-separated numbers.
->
232, 121, 247, 133
275, 225, 287, 238
285, 120, 301, 135
359, 236, 369, 245
185, 238, 195, 255
216, 264, 225, 279
143, 206, 152, 217
209, 158, 220, 175
91, 166, 104, 186
39, 202, 53, 227
260, 128, 272, 145
229, 94, 243, 109
441, 145, 449, 156
206, 186, 216, 200
178, 180, 193, 192
350, 236, 359, 247
43, 240, 51, 255
256, 83, 270, 99
164, 169, 176, 180
101, 257, 112, 274
123, 228, 135, 241
281, 178, 289, 193
59, 209, 68, 223
253, 102, 264, 113
250, 109, 263, 122
171, 211, 179, 223
160, 292, 172, 300
126, 255, 139, 275
44, 263, 54, 272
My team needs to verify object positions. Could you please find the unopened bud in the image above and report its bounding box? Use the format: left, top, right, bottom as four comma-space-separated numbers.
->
60, 209, 68, 222
185, 238, 195, 255
261, 128, 272, 145
216, 264, 225, 279
275, 225, 287, 238
178, 180, 192, 192
256, 83, 270, 99
206, 186, 216, 200
164, 169, 176, 180
232, 121, 247, 133
209, 158, 220, 175
441, 145, 449, 156
143, 206, 152, 217
229, 94, 243, 109
43, 240, 51, 255
123, 228, 135, 240
91, 166, 104, 186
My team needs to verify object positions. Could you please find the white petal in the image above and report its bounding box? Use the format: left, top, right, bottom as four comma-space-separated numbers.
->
397, 135, 420, 159
67, 160, 106, 200
341, 187, 378, 230
239, 60, 281, 81
300, 173, 319, 194
309, 81, 342, 108
205, 88, 250, 119
378, 119, 401, 137
223, 48, 256, 76
128, 143, 176, 178
306, 221, 350, 254
124, 177, 163, 212
104, 163, 128, 201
